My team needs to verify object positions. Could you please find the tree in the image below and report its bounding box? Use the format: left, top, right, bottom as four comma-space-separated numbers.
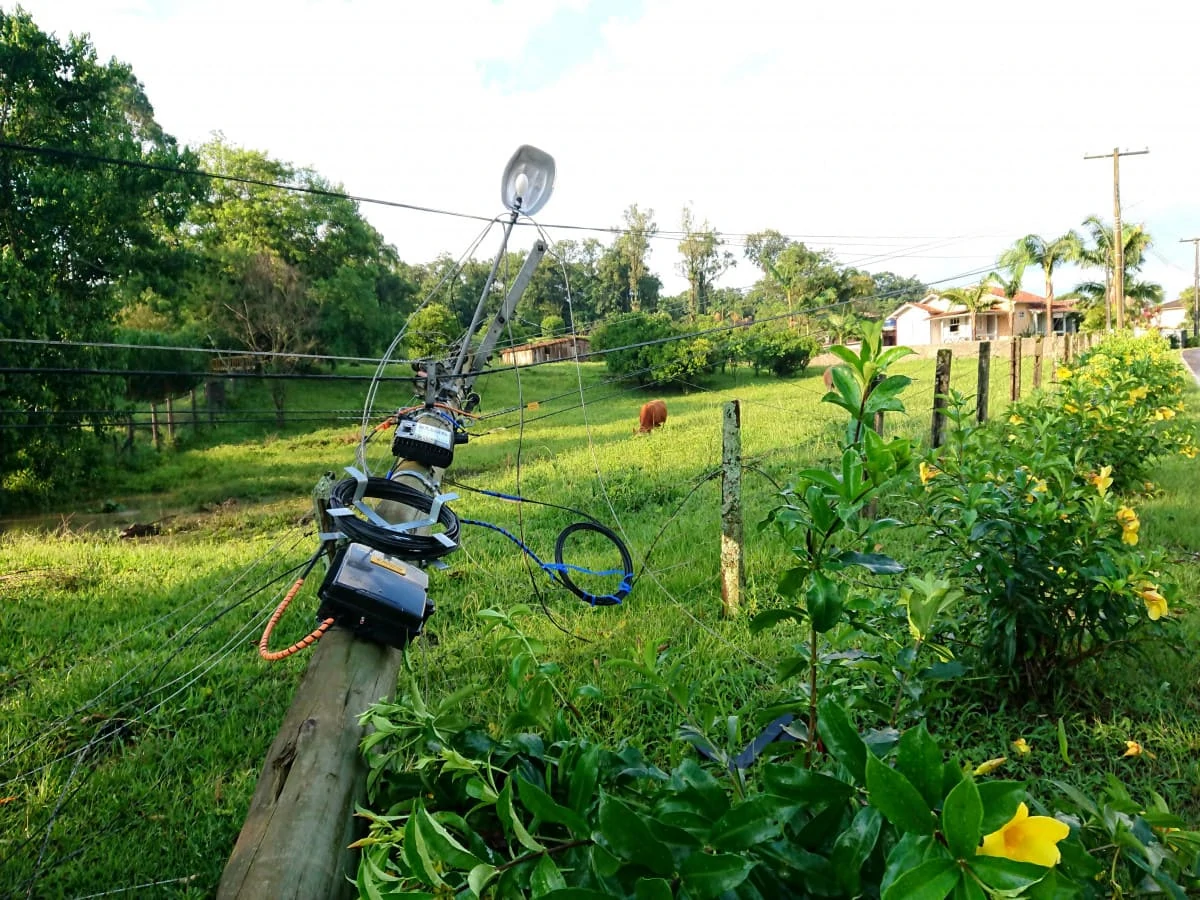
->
0, 9, 201, 505
615, 204, 656, 312
1072, 217, 1157, 327
405, 303, 458, 360
677, 206, 733, 319
998, 231, 1081, 308
871, 272, 928, 310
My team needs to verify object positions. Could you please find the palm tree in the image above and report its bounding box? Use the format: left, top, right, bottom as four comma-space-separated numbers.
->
998, 231, 1081, 309
940, 274, 998, 341
1073, 217, 1155, 328
989, 268, 1024, 337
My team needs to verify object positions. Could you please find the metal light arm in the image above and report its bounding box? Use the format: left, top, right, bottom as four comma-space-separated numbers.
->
443, 239, 547, 409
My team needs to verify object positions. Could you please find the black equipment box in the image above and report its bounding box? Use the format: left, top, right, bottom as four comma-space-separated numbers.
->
317, 542, 433, 649
391, 417, 455, 469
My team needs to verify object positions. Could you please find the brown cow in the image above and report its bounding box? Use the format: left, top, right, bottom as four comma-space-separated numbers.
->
635, 399, 668, 434
822, 366, 836, 392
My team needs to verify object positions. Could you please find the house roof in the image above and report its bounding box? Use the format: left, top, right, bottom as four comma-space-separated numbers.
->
499, 335, 590, 355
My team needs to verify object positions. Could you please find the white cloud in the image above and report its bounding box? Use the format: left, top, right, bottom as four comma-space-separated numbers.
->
14, 0, 1200, 298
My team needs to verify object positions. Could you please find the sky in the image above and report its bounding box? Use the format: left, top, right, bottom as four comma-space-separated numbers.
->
12, 0, 1200, 301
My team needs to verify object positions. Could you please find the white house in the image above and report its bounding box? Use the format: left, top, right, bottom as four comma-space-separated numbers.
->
1147, 298, 1188, 332
885, 288, 1079, 346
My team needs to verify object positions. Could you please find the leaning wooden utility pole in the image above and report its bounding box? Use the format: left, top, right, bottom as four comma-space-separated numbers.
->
1084, 147, 1148, 330
1181, 237, 1200, 341
719, 400, 743, 618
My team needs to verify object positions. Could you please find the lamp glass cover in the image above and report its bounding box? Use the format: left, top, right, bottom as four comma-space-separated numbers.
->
500, 145, 555, 215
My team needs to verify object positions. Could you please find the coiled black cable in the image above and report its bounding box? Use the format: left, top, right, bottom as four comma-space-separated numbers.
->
328, 476, 460, 560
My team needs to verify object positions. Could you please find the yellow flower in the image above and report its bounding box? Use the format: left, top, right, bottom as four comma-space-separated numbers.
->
1009, 414, 1025, 425
1182, 445, 1198, 459
1154, 407, 1176, 421
1054, 566, 1066, 576
1121, 740, 1155, 759
1012, 738, 1031, 755
1137, 583, 1168, 620
978, 802, 1070, 867
1128, 385, 1148, 402
973, 757, 1007, 776
919, 461, 940, 485
1116, 507, 1140, 546
1056, 366, 1072, 381
1087, 466, 1113, 499
1063, 402, 1079, 414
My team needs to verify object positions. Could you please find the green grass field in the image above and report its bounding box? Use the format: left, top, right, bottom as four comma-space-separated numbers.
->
1, 355, 1196, 897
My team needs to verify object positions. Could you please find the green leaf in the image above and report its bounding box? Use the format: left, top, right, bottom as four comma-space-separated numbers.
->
895, 723, 944, 810
866, 753, 935, 834
967, 856, 1050, 892
710, 795, 790, 851
837, 551, 906, 575
951, 874, 987, 900
795, 467, 844, 492
760, 764, 855, 808
831, 806, 882, 895
672, 759, 731, 821
596, 793, 674, 876
881, 858, 960, 900
817, 697, 867, 784
531, 853, 568, 896
807, 571, 844, 633
634, 878, 674, 900
517, 775, 591, 837
978, 781, 1025, 834
680, 852, 754, 899
540, 890, 617, 900
567, 744, 601, 817
1056, 718, 1071, 765
413, 803, 485, 871
749, 607, 808, 633
497, 777, 544, 852
467, 863, 497, 897
942, 776, 983, 859
402, 811, 447, 888
877, 345, 916, 369
881, 833, 945, 895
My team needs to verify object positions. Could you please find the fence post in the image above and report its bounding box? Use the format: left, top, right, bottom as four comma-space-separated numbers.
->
1063, 333, 1073, 363
166, 395, 176, 443
930, 348, 952, 448
1032, 335, 1044, 389
190, 389, 199, 432
150, 403, 161, 450
720, 400, 743, 618
1009, 337, 1022, 401
976, 341, 991, 423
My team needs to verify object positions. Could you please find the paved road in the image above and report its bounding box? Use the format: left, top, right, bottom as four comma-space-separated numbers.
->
1184, 347, 1200, 385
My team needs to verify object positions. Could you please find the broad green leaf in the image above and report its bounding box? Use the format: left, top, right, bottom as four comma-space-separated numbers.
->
402, 811, 447, 888
831, 806, 882, 896
978, 781, 1025, 833
467, 863, 497, 897
817, 697, 867, 784
596, 793, 674, 876
828, 348, 864, 374
634, 877, 673, 900
881, 858, 960, 900
760, 764, 855, 807
1048, 779, 1097, 817
413, 802, 485, 870
497, 778, 544, 852
967, 856, 1049, 892
531, 853, 568, 896
540, 890, 617, 900
951, 874, 987, 900
749, 607, 808, 633
877, 345, 916, 369
896, 723, 944, 810
517, 775, 591, 837
680, 852, 754, 899
710, 795, 790, 851
866, 753, 935, 835
881, 833, 945, 895
942, 776, 983, 859
672, 759, 731, 821
807, 571, 844, 633
837, 551, 905, 575
795, 467, 844, 492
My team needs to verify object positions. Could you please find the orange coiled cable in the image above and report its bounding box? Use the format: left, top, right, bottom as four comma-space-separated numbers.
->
258, 576, 336, 661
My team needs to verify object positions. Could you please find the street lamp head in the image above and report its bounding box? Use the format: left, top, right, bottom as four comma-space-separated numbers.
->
501, 145, 555, 216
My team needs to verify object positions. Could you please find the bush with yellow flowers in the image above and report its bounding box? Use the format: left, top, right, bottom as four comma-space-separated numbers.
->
915, 384, 1181, 693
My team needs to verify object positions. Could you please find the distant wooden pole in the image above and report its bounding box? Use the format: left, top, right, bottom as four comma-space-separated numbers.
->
1009, 337, 1022, 401
166, 395, 177, 443
976, 341, 991, 423
1032, 335, 1044, 389
190, 389, 199, 432
1063, 332, 1074, 363
720, 400, 743, 618
930, 349, 952, 448
150, 403, 161, 450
